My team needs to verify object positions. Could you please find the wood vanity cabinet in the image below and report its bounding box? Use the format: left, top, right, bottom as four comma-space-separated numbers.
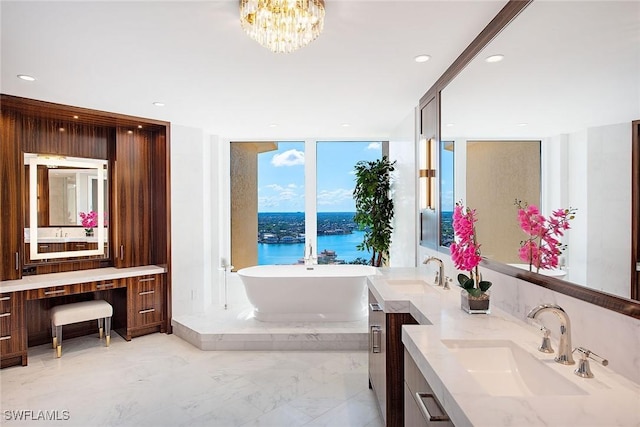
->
0, 109, 23, 281
404, 349, 453, 427
0, 292, 27, 368
369, 290, 418, 427
113, 128, 152, 268
123, 274, 165, 339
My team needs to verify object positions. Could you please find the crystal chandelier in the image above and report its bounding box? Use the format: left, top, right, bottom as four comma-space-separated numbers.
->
239, 0, 325, 54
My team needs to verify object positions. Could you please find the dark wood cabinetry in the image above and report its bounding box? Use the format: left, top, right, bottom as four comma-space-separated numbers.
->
369, 290, 418, 427
0, 110, 23, 281
0, 292, 27, 368
125, 274, 165, 338
404, 349, 453, 427
0, 95, 172, 368
113, 128, 152, 268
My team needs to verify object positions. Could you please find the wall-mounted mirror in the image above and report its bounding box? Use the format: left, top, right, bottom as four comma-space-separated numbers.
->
440, 1, 639, 300
24, 153, 109, 262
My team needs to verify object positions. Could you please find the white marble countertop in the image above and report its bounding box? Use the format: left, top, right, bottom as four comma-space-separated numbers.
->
368, 267, 640, 427
0, 265, 166, 293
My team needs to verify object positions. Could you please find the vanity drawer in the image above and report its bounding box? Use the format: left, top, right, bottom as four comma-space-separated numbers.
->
94, 279, 125, 292
128, 275, 164, 327
25, 284, 83, 300
0, 292, 26, 360
404, 349, 453, 427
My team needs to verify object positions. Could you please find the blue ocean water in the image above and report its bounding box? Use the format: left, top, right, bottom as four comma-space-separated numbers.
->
257, 230, 370, 265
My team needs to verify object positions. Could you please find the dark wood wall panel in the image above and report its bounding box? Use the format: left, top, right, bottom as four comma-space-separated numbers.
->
0, 110, 23, 280
114, 128, 152, 267
21, 116, 111, 160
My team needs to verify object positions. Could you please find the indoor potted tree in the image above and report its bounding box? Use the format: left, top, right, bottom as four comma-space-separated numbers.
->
353, 156, 396, 267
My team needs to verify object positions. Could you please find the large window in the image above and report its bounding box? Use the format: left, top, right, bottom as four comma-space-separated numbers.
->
316, 142, 382, 264
230, 140, 384, 268
257, 142, 305, 265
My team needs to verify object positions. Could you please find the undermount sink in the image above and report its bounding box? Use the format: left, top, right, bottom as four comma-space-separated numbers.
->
442, 339, 587, 397
385, 279, 433, 294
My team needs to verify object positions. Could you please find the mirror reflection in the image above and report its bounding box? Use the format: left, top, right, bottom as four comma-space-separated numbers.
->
441, 1, 639, 299
24, 153, 109, 263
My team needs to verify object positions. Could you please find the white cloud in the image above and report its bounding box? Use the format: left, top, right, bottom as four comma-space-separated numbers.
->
271, 149, 305, 167
317, 188, 354, 206
287, 183, 298, 188
264, 184, 284, 192
367, 142, 381, 150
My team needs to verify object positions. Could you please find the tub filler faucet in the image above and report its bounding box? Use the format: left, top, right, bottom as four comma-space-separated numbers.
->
527, 304, 575, 365
304, 244, 316, 265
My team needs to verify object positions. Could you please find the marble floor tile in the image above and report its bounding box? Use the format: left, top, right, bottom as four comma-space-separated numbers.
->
1, 333, 383, 427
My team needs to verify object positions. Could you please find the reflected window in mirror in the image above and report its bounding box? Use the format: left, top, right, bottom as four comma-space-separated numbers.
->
439, 141, 455, 248
24, 153, 109, 263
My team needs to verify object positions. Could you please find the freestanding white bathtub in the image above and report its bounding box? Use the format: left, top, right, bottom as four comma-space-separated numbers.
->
237, 264, 378, 322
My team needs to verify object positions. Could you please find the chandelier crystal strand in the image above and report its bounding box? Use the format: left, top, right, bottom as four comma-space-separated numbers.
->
240, 0, 325, 53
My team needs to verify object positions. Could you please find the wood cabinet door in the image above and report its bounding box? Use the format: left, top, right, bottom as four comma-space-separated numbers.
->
0, 111, 22, 280
113, 128, 152, 268
128, 275, 164, 329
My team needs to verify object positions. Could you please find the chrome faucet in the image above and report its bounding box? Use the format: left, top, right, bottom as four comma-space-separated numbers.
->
527, 304, 575, 365
423, 256, 448, 289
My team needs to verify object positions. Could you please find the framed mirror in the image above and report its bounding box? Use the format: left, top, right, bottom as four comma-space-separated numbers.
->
436, 1, 639, 312
25, 153, 108, 261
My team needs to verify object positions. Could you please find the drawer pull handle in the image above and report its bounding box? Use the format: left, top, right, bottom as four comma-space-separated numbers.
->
370, 325, 382, 353
39, 245, 49, 249
0, 313, 10, 318
0, 335, 11, 341
139, 290, 155, 296
138, 278, 156, 283
139, 308, 155, 314
415, 392, 450, 423
75, 244, 86, 248
97, 283, 114, 289
369, 303, 383, 312
15, 252, 19, 270
0, 296, 10, 301
44, 290, 66, 295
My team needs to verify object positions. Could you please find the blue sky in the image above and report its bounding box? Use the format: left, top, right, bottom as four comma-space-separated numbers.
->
258, 141, 382, 213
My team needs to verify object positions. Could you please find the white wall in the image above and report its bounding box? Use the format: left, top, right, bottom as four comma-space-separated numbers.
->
388, 111, 417, 267
543, 122, 631, 296
170, 125, 218, 316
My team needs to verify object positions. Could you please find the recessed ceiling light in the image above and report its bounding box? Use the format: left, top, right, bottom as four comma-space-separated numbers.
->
445, 123, 455, 127
58, 128, 65, 132
341, 123, 350, 128
152, 102, 165, 107
72, 115, 79, 119
137, 125, 143, 129
414, 54, 431, 63
485, 54, 504, 63
268, 123, 278, 128
17, 74, 36, 82
517, 122, 528, 127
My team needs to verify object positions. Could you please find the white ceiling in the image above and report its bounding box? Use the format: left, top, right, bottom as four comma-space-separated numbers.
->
1, 0, 507, 139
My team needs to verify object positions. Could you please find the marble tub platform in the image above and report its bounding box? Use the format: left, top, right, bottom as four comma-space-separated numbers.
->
172, 302, 368, 351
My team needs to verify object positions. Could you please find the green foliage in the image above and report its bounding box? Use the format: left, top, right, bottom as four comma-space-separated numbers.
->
353, 156, 396, 267
457, 273, 492, 298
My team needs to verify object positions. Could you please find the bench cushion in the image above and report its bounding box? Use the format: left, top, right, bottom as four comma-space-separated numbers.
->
51, 300, 113, 326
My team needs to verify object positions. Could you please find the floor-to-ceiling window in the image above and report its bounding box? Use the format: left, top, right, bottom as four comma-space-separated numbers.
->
230, 140, 384, 269
315, 141, 382, 264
